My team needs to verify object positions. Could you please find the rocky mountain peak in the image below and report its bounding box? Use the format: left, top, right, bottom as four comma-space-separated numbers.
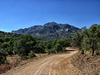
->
12, 22, 80, 40
44, 22, 58, 26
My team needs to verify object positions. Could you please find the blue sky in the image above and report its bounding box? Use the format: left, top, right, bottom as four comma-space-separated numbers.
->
0, 0, 100, 32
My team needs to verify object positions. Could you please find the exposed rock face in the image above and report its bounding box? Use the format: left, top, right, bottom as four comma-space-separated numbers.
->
12, 22, 80, 39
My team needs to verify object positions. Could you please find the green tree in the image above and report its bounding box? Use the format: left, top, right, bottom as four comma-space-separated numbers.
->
14, 34, 36, 58
72, 25, 100, 56
71, 30, 84, 49
53, 44, 63, 53
86, 25, 98, 56
45, 43, 52, 50
34, 43, 45, 53
57, 39, 70, 47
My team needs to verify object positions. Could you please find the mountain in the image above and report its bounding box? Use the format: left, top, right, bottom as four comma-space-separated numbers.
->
12, 22, 80, 39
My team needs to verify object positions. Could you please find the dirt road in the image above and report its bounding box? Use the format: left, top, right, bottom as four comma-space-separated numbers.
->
1, 48, 81, 75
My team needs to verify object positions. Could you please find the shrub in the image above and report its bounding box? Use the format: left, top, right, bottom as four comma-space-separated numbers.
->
47, 49, 56, 54
0, 57, 6, 64
53, 44, 63, 53
27, 51, 35, 59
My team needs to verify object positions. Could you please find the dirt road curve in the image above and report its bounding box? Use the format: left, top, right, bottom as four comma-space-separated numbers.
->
1, 48, 81, 75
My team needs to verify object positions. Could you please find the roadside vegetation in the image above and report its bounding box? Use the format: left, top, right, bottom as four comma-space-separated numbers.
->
71, 24, 100, 75
71, 24, 100, 56
0, 31, 70, 64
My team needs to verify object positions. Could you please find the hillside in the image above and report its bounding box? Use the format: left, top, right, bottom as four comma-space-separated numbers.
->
72, 53, 100, 75
12, 22, 80, 39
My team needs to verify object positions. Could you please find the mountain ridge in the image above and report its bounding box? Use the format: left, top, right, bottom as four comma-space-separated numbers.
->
12, 22, 80, 39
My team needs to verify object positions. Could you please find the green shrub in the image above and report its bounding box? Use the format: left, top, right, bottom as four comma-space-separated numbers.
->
0, 57, 6, 64
27, 51, 35, 59
53, 44, 63, 53
47, 49, 56, 54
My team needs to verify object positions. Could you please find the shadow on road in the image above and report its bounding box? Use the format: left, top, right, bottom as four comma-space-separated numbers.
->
66, 50, 76, 52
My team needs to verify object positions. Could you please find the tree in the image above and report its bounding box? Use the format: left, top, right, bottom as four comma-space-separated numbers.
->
71, 30, 84, 49
45, 43, 52, 50
14, 34, 36, 58
53, 44, 63, 53
82, 25, 98, 56
57, 39, 70, 47
71, 25, 100, 56
34, 43, 45, 53
87, 25, 98, 55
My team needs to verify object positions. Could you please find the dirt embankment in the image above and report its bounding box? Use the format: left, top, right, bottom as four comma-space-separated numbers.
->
0, 64, 12, 74
72, 53, 100, 75
0, 55, 21, 74
1, 48, 81, 75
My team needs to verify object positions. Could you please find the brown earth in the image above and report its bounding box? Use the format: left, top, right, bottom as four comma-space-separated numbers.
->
0, 55, 21, 74
1, 48, 81, 75
0, 64, 12, 74
72, 52, 100, 75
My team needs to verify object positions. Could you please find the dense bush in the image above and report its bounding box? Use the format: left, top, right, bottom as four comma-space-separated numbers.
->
0, 49, 8, 64
53, 44, 63, 53
45, 39, 70, 54
0, 31, 70, 64
14, 34, 36, 58
0, 32, 37, 63
71, 25, 100, 56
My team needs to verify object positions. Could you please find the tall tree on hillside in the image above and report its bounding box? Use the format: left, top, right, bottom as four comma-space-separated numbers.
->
71, 30, 84, 49
82, 25, 98, 55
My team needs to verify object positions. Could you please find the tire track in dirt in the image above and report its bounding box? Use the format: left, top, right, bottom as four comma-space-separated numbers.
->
1, 48, 82, 75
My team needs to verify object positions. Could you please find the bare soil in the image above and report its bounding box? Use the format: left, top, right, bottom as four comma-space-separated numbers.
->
0, 64, 12, 74
72, 52, 100, 75
0, 48, 81, 75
